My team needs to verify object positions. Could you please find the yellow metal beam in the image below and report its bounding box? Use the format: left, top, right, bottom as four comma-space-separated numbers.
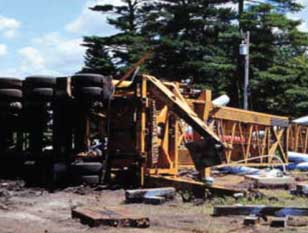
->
144, 74, 223, 145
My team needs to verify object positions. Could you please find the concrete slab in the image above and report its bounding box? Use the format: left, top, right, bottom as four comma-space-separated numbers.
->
243, 216, 259, 226
296, 183, 308, 195
245, 175, 295, 189
270, 217, 288, 228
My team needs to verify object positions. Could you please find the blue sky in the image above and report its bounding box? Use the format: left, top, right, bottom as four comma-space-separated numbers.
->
0, 0, 119, 78
0, 0, 307, 78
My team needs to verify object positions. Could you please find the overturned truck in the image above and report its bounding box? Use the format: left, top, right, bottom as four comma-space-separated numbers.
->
0, 74, 291, 188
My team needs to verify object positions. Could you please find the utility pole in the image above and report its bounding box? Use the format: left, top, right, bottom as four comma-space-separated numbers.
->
242, 31, 250, 110
238, 0, 250, 110
234, 0, 244, 108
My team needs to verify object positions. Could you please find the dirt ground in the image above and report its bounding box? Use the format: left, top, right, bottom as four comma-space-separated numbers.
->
0, 179, 307, 233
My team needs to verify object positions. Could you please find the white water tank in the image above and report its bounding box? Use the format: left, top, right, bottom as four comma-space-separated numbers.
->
212, 94, 230, 107
293, 116, 308, 125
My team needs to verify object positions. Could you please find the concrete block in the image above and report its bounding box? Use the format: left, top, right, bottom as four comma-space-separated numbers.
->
270, 217, 288, 228
243, 216, 259, 226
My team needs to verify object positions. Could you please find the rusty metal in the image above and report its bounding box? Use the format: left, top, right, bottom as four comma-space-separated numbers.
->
104, 74, 292, 185
288, 123, 308, 154
72, 207, 150, 228
1, 73, 305, 189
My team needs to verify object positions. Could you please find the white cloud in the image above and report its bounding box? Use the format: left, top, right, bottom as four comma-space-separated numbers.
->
13, 33, 86, 77
16, 0, 124, 76
0, 68, 20, 77
298, 0, 308, 5
0, 1, 120, 77
33, 32, 86, 73
0, 44, 7, 57
0, 15, 21, 38
18, 47, 46, 74
286, 0, 308, 32
298, 22, 308, 32
65, 0, 119, 36
216, 2, 238, 11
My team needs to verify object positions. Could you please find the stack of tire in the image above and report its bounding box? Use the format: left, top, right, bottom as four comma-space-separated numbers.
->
69, 73, 113, 185
53, 77, 74, 157
23, 76, 56, 186
23, 76, 56, 104
23, 76, 56, 153
72, 73, 113, 105
70, 161, 103, 185
0, 77, 23, 177
0, 77, 23, 112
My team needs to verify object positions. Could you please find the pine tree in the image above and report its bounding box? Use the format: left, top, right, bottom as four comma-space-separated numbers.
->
82, 0, 308, 116
82, 36, 116, 74
82, 0, 150, 76
240, 1, 308, 114
82, 0, 238, 93
143, 0, 238, 94
286, 55, 308, 116
254, 54, 308, 117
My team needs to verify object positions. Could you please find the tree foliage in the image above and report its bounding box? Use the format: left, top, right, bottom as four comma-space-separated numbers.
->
82, 0, 308, 116
82, 0, 149, 76
241, 1, 308, 116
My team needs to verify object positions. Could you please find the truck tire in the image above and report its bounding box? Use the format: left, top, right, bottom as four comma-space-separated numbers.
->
49, 162, 68, 190
0, 89, 22, 101
75, 87, 103, 101
72, 74, 107, 87
71, 174, 100, 185
0, 102, 22, 111
80, 175, 100, 185
0, 78, 22, 89
70, 162, 103, 175
26, 88, 54, 101
24, 76, 56, 89
72, 74, 114, 100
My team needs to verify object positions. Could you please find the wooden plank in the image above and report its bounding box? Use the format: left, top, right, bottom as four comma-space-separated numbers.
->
72, 207, 150, 228
270, 217, 288, 228
213, 205, 308, 217
296, 183, 308, 196
72, 207, 104, 227
143, 195, 166, 205
125, 187, 176, 203
243, 216, 260, 226
147, 175, 244, 196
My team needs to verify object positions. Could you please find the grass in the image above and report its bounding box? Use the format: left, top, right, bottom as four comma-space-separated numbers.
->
203, 189, 307, 208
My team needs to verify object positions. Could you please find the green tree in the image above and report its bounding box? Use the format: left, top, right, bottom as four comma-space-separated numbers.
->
82, 37, 116, 74
82, 0, 308, 116
286, 55, 308, 116
241, 1, 308, 114
143, 1, 238, 94
82, 0, 150, 76
82, 0, 238, 93
254, 54, 308, 117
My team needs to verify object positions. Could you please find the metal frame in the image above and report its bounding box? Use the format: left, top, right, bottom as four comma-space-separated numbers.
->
53, 74, 291, 186
124, 75, 290, 183
191, 91, 289, 167
288, 123, 308, 154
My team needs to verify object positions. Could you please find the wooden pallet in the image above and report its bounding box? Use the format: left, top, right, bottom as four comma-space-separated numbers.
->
72, 207, 150, 228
